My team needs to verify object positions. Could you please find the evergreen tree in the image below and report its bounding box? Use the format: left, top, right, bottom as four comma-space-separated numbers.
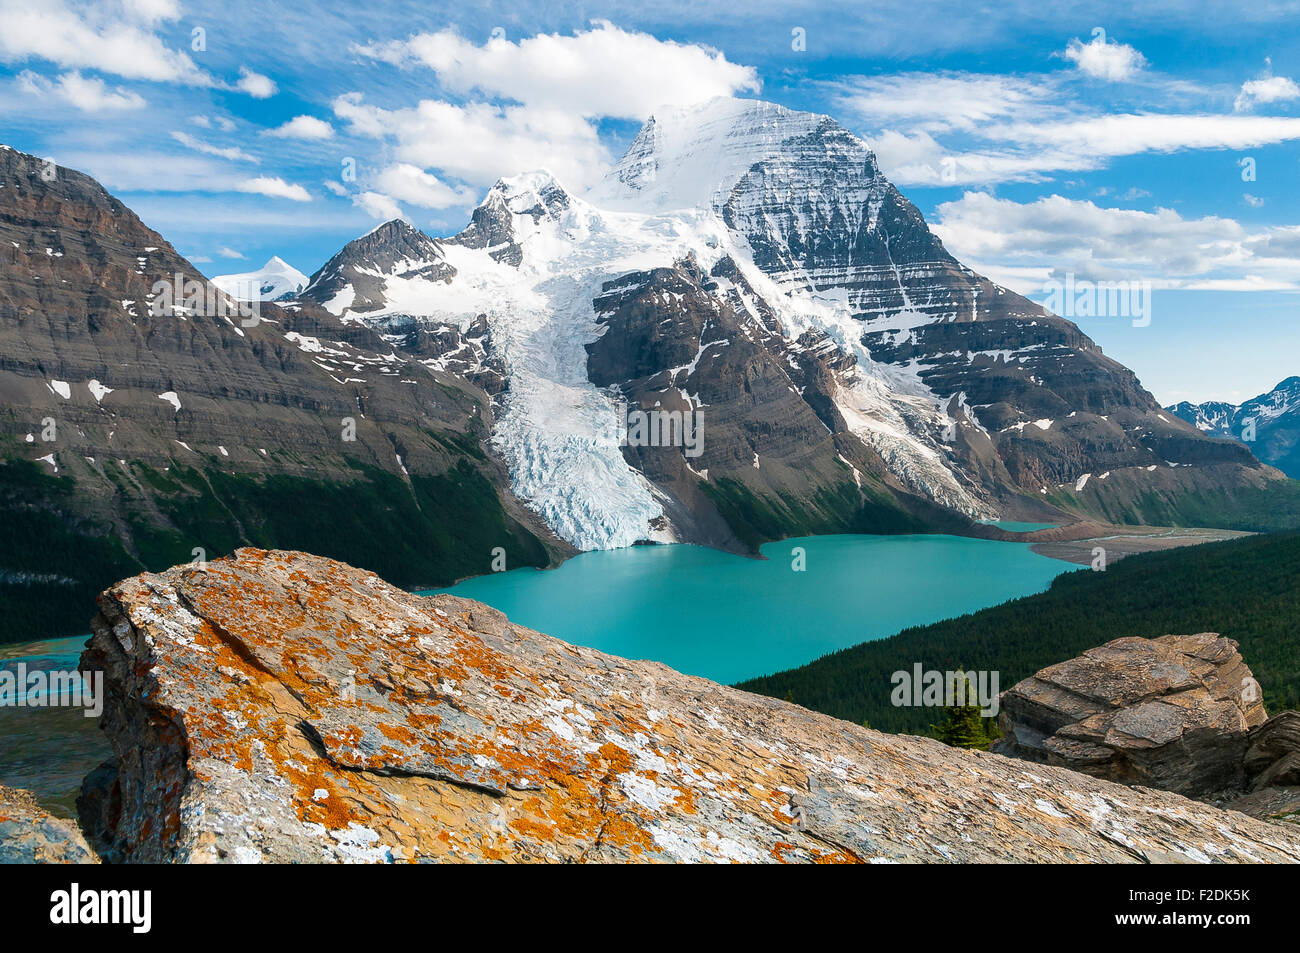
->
930, 671, 993, 750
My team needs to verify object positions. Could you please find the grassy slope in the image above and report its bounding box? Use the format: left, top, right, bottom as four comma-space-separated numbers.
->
1049, 477, 1300, 532
738, 531, 1300, 733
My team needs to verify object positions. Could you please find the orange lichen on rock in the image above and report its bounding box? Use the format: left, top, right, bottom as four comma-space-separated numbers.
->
77, 548, 1300, 865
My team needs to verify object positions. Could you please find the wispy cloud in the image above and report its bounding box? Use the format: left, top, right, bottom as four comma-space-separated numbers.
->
834, 72, 1061, 132
171, 130, 258, 163
236, 176, 311, 201
17, 70, 146, 111
934, 191, 1300, 291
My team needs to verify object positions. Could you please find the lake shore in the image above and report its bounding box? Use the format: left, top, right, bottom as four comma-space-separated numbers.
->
1026, 524, 1253, 565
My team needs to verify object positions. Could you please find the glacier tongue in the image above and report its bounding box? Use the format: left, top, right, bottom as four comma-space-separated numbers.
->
486, 269, 666, 550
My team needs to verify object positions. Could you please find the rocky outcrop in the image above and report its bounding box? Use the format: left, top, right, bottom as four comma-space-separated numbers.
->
995, 633, 1269, 796
1245, 712, 1300, 791
80, 550, 1300, 863
0, 783, 98, 863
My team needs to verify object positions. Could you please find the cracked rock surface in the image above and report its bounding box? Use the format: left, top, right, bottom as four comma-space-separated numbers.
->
80, 549, 1300, 863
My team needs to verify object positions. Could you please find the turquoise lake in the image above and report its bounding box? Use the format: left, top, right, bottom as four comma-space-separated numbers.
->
1, 533, 1071, 812
432, 534, 1070, 684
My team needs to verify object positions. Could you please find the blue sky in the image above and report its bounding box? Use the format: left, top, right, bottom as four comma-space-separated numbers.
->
1, 0, 1298, 404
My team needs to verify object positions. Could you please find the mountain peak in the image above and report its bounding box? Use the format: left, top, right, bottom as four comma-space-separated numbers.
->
592, 97, 860, 212
261, 255, 300, 273
211, 256, 308, 302
446, 170, 573, 267
302, 218, 452, 314
363, 217, 426, 240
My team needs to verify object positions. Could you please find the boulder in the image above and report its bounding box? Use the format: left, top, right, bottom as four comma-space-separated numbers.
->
1244, 711, 1300, 790
80, 550, 1300, 863
1228, 786, 1300, 823
0, 783, 98, 863
995, 633, 1268, 796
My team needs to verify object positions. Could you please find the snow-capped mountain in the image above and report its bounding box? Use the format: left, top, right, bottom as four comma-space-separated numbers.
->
1168, 378, 1300, 478
303, 220, 454, 314
1165, 399, 1238, 438
211, 256, 308, 302
300, 97, 1277, 552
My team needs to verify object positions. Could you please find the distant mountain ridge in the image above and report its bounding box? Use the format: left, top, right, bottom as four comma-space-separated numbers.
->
1168, 377, 1300, 478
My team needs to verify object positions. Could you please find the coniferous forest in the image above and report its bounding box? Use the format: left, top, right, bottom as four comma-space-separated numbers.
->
738, 531, 1300, 735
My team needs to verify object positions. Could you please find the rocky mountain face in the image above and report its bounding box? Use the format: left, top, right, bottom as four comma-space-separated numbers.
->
74, 549, 1300, 863
303, 219, 456, 316
0, 144, 563, 643
301, 98, 1284, 553
1168, 377, 1300, 478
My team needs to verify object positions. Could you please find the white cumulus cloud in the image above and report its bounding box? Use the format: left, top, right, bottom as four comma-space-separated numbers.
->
265, 115, 334, 140
373, 163, 471, 209
354, 21, 759, 119
1061, 31, 1147, 82
234, 66, 276, 99
332, 93, 612, 192
0, 0, 208, 84
1235, 74, 1300, 111
353, 191, 404, 221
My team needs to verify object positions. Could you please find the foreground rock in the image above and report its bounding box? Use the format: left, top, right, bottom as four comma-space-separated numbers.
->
995, 634, 1268, 796
0, 784, 98, 863
82, 550, 1300, 863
